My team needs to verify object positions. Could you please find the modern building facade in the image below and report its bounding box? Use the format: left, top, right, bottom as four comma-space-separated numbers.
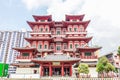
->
0, 31, 30, 73
12, 14, 101, 78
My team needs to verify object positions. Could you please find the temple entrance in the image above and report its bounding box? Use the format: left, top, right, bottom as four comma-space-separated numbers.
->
43, 67, 49, 76
64, 67, 70, 76
52, 67, 61, 76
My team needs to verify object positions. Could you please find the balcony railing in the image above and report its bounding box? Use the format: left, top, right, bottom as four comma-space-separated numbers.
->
38, 49, 53, 52
54, 38, 63, 42
30, 31, 51, 35
51, 34, 66, 37
80, 56, 98, 59
4, 77, 120, 80
16, 56, 33, 59
63, 48, 76, 52
66, 31, 87, 34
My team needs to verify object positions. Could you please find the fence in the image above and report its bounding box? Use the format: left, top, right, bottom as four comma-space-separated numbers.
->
0, 78, 119, 80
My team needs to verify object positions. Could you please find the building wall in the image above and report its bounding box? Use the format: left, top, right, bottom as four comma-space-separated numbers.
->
89, 67, 98, 77
16, 68, 39, 74
0, 30, 30, 73
0, 31, 30, 64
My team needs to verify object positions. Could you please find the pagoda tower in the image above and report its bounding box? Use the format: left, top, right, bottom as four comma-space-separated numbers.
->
12, 14, 101, 78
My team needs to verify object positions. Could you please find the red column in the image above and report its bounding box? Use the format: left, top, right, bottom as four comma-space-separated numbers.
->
49, 63, 52, 76
70, 65, 72, 76
40, 64, 43, 76
36, 41, 38, 48
61, 63, 64, 76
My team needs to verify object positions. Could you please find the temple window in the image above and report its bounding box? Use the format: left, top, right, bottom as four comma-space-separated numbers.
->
45, 28, 48, 32
56, 46, 61, 51
74, 28, 77, 32
37, 55, 41, 58
69, 28, 72, 32
56, 31, 60, 35
80, 26, 84, 32
38, 45, 42, 49
72, 19, 77, 21
44, 45, 47, 49
63, 44, 67, 49
50, 45, 54, 49
40, 28, 43, 32
41, 20, 45, 22
75, 44, 78, 48
85, 52, 91, 56
70, 44, 73, 49
22, 53, 29, 56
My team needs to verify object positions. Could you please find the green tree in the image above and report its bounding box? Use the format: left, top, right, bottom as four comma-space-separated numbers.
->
78, 63, 89, 78
117, 46, 120, 77
117, 46, 120, 56
96, 56, 115, 78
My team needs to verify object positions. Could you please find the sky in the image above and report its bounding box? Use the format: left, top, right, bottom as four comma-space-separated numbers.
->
0, 0, 120, 55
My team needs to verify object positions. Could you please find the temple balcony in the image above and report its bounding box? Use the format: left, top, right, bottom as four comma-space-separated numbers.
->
51, 34, 66, 38
66, 31, 87, 34
63, 48, 76, 52
54, 24, 63, 27
64, 36, 92, 42
80, 56, 98, 62
25, 37, 52, 41
30, 31, 51, 35
53, 38, 63, 42
16, 56, 32, 62
76, 46, 102, 52
38, 49, 53, 52
80, 56, 98, 59
16, 56, 33, 59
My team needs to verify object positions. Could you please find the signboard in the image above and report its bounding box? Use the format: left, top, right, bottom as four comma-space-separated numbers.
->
52, 62, 60, 65
0, 63, 9, 77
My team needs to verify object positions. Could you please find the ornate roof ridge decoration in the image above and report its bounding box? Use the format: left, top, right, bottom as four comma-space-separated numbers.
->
65, 14, 85, 21
32, 15, 52, 21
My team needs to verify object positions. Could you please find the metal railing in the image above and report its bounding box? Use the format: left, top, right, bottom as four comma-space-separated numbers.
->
0, 78, 119, 80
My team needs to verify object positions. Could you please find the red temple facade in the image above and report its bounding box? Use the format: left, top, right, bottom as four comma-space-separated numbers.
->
12, 14, 101, 77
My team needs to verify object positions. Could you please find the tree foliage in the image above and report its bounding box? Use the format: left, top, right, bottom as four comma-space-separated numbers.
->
78, 63, 89, 74
117, 46, 120, 55
96, 56, 115, 77
104, 63, 115, 73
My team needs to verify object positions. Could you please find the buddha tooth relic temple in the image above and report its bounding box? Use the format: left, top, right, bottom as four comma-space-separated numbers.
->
12, 14, 101, 78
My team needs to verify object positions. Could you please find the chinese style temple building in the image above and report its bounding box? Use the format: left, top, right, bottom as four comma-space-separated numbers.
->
12, 14, 101, 78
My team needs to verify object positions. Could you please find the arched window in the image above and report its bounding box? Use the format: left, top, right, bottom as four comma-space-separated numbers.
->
75, 44, 78, 48
80, 26, 84, 32
70, 44, 72, 49
44, 44, 47, 49
45, 28, 48, 32
74, 28, 77, 32
69, 28, 72, 32
40, 28, 43, 32
38, 45, 42, 49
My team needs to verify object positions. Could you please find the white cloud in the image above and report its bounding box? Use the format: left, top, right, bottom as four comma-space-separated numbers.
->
22, 0, 51, 10
22, 0, 120, 54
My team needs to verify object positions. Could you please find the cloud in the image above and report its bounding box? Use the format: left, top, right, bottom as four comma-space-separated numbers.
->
22, 0, 120, 54
22, 0, 51, 10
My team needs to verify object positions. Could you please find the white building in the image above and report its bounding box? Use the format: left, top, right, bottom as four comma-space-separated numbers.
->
0, 30, 30, 74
